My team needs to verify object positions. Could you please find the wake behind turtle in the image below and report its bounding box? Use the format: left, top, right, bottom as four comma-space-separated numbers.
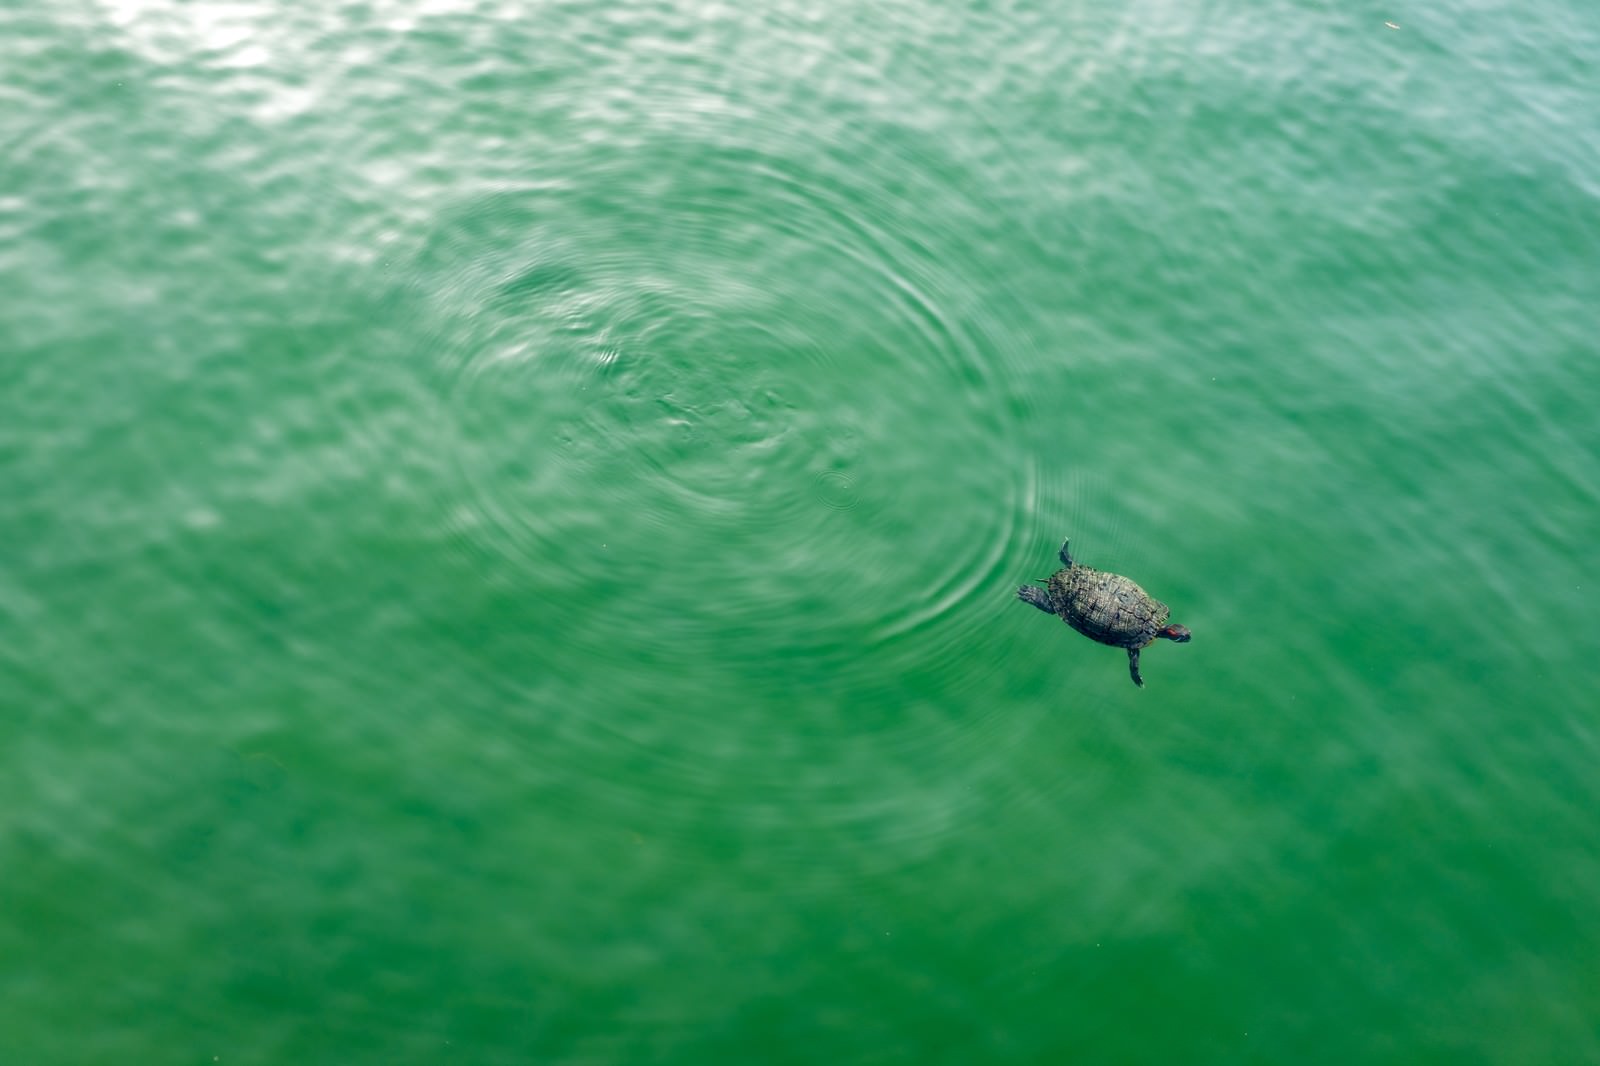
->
1018, 539, 1191, 688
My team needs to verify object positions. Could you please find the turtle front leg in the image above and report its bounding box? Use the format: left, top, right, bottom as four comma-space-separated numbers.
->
1058, 539, 1074, 567
1017, 585, 1056, 614
1127, 647, 1144, 688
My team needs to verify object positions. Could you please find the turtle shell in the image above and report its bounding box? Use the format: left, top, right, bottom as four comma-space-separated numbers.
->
1047, 565, 1169, 649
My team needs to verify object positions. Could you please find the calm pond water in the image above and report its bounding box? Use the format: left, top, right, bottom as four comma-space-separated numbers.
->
3, 1, 1597, 1062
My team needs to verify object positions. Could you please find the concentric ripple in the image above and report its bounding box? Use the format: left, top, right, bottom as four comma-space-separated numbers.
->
362, 121, 1051, 841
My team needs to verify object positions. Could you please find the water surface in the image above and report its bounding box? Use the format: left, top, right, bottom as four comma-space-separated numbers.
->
3, 1, 1597, 1062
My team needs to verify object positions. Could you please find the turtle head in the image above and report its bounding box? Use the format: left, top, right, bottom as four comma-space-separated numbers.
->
1159, 623, 1191, 643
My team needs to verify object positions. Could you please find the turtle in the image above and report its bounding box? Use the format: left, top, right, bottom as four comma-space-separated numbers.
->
1017, 538, 1191, 688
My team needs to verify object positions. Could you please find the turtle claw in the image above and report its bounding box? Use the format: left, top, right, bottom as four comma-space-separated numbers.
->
1017, 585, 1055, 615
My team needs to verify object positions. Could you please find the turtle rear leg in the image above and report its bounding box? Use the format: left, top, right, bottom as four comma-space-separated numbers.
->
1127, 647, 1144, 688
1017, 585, 1055, 614
1059, 539, 1074, 567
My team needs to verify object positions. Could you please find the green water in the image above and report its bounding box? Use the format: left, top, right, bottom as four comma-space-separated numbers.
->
4, 1, 1598, 1062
